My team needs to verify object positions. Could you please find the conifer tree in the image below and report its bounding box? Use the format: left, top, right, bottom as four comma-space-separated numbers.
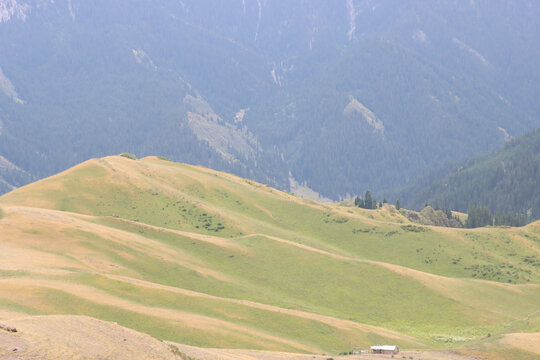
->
364, 190, 373, 209
465, 205, 493, 228
354, 196, 365, 208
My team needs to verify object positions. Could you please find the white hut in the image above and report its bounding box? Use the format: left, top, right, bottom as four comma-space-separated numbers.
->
370, 345, 399, 354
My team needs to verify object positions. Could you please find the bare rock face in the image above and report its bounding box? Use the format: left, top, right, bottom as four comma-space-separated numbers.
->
0, 155, 35, 193
0, 0, 29, 23
0, 323, 17, 332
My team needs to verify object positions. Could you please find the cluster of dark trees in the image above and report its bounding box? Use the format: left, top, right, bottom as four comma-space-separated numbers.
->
354, 190, 379, 209
465, 205, 528, 228
355, 191, 372, 209
354, 190, 395, 210
353, 190, 528, 229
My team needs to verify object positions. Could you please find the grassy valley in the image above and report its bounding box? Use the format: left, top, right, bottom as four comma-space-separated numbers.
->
0, 155, 539, 359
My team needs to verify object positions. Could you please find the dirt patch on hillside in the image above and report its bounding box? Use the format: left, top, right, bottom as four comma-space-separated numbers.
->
0, 315, 179, 360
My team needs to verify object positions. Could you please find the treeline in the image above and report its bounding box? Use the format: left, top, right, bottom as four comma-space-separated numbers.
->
354, 190, 400, 210
353, 189, 528, 229
465, 205, 528, 228
354, 190, 393, 209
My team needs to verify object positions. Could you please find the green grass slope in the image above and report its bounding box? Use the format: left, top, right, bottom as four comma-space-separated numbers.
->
0, 155, 539, 355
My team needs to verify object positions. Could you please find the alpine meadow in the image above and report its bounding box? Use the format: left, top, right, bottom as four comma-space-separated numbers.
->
0, 155, 539, 359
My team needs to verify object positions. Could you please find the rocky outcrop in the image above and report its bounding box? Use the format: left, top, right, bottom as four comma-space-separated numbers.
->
405, 206, 462, 228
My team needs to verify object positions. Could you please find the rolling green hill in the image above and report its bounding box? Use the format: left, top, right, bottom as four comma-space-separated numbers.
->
0, 155, 539, 358
399, 128, 540, 220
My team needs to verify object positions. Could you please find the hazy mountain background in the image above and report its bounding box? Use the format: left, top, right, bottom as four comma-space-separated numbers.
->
398, 127, 540, 219
1, 0, 540, 200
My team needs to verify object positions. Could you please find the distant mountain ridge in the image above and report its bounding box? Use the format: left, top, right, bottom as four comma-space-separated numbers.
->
1, 0, 540, 198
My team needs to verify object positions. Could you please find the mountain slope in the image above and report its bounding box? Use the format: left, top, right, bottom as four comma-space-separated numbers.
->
1, 0, 540, 198
399, 128, 540, 219
0, 154, 34, 193
0, 155, 539, 355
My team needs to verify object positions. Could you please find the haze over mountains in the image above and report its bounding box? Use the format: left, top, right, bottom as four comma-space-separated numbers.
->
399, 128, 540, 219
1, 0, 540, 200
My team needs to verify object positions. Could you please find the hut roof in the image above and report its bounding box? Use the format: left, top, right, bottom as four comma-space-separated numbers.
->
370, 345, 397, 351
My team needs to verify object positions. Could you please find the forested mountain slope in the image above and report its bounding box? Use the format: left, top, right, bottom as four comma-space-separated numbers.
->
1, 0, 540, 198
398, 128, 540, 220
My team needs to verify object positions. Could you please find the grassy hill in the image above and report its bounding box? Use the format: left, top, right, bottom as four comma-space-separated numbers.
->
0, 155, 539, 358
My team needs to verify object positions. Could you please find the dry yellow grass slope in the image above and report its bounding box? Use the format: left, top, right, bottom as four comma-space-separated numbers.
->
498, 332, 540, 356
0, 315, 180, 360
